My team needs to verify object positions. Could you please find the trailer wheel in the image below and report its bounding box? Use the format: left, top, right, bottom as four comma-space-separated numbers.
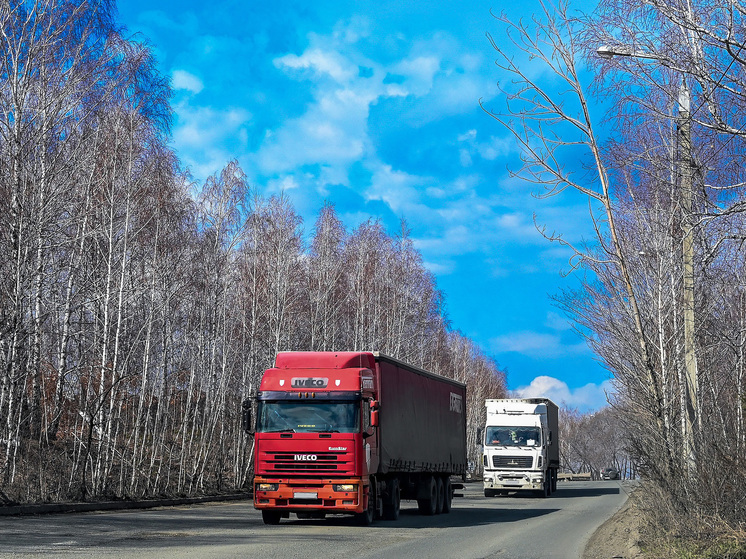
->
417, 476, 437, 515
262, 510, 282, 525
442, 477, 452, 513
383, 478, 400, 521
435, 477, 445, 514
357, 480, 376, 526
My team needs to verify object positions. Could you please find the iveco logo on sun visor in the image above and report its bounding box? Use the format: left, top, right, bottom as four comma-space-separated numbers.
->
291, 377, 328, 388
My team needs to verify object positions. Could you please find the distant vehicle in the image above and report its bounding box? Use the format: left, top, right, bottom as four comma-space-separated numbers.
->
479, 398, 559, 498
600, 467, 620, 480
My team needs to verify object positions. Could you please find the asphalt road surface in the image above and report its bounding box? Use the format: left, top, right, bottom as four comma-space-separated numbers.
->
0, 480, 634, 559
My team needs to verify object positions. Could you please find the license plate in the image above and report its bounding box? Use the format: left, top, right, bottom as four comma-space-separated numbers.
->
504, 479, 521, 485
294, 492, 318, 499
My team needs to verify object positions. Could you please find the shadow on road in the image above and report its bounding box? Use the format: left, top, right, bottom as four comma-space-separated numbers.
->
489, 484, 621, 499
547, 484, 620, 498
286, 503, 559, 530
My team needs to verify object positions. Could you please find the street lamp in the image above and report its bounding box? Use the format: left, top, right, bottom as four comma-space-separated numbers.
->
596, 45, 698, 471
596, 45, 662, 61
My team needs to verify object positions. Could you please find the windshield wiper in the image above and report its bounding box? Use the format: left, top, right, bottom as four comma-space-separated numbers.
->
265, 428, 296, 433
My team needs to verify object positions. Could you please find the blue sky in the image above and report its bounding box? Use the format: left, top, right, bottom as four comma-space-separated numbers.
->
117, 0, 612, 412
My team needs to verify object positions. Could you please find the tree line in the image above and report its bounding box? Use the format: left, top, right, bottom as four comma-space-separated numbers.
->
486, 0, 746, 540
0, 0, 507, 503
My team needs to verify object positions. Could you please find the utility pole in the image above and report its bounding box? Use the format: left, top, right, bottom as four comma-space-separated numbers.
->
596, 46, 698, 474
678, 80, 698, 475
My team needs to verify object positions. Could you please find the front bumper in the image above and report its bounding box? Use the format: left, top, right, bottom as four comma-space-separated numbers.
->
253, 477, 365, 514
483, 471, 545, 491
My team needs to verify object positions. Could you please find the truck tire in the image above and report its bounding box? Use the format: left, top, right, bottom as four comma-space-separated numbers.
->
383, 478, 400, 521
357, 480, 376, 526
484, 488, 496, 497
442, 477, 452, 513
417, 476, 437, 515
538, 478, 550, 498
435, 477, 445, 514
262, 510, 282, 525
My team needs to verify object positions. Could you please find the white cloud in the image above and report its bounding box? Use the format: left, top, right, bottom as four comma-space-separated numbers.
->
545, 312, 574, 332
421, 259, 455, 276
513, 375, 613, 412
489, 331, 589, 359
261, 38, 384, 174
172, 70, 204, 94
365, 163, 424, 213
413, 225, 478, 259
173, 104, 251, 147
457, 129, 477, 142
457, 129, 517, 164
275, 48, 356, 83
391, 55, 441, 95
266, 175, 301, 194
170, 102, 252, 181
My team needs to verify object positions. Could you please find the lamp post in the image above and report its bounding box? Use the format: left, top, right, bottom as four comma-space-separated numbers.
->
596, 45, 698, 473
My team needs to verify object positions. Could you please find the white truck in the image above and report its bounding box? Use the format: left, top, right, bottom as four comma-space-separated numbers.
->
480, 398, 559, 498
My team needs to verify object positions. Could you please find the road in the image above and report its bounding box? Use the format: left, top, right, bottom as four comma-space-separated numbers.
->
0, 480, 634, 559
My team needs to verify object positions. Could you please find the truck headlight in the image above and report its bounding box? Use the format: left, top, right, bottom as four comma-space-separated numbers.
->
257, 483, 279, 491
333, 484, 357, 492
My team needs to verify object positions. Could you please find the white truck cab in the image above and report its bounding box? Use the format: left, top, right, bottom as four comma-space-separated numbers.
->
481, 398, 559, 498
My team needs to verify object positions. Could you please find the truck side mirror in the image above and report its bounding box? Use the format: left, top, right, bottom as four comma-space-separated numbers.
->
476, 428, 483, 445
241, 399, 253, 434
368, 399, 379, 430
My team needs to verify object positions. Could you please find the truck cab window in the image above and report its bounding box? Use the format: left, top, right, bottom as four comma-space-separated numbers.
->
256, 400, 360, 433
486, 427, 541, 447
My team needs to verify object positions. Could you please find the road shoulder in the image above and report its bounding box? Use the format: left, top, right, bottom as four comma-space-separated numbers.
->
583, 488, 643, 559
0, 493, 251, 516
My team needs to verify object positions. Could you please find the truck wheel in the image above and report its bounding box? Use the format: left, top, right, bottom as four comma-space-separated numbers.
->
383, 478, 400, 521
262, 510, 282, 525
435, 477, 445, 514
484, 488, 495, 497
538, 478, 549, 498
442, 477, 452, 513
357, 481, 375, 526
417, 476, 437, 515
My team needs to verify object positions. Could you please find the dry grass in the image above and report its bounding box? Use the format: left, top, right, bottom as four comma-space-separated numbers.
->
635, 483, 746, 559
585, 484, 746, 559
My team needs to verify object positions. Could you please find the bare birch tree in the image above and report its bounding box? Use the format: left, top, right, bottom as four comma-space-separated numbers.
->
485, 0, 746, 527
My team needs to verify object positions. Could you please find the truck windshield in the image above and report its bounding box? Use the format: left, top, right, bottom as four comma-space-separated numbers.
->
256, 400, 360, 433
486, 427, 541, 447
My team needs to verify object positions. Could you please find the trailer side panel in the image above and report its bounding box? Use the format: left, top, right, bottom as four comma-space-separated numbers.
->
377, 355, 466, 476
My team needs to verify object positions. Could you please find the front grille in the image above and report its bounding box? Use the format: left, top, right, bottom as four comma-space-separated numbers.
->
493, 455, 533, 468
264, 451, 354, 475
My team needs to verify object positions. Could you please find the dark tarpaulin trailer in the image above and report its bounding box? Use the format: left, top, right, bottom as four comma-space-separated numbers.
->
374, 353, 467, 476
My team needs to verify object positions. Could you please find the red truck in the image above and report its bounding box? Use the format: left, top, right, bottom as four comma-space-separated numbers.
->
242, 351, 467, 525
